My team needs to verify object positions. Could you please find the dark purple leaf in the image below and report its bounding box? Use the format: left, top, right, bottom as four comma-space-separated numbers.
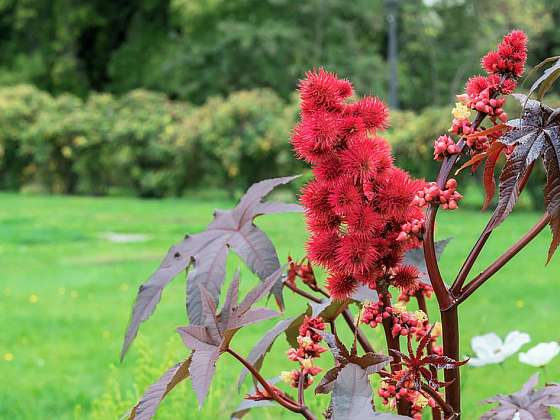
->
529, 57, 560, 100
127, 357, 191, 420
315, 366, 344, 395
402, 239, 451, 285
176, 271, 280, 408
331, 363, 375, 419
186, 241, 228, 328
421, 354, 468, 369
189, 347, 221, 407
481, 373, 560, 420
120, 234, 214, 359
354, 352, 392, 375
121, 176, 301, 359
543, 142, 560, 262
488, 95, 560, 244
235, 268, 283, 316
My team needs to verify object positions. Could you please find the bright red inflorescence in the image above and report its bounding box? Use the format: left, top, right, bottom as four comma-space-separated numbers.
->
451, 30, 527, 137
292, 68, 426, 300
282, 316, 326, 389
287, 256, 318, 290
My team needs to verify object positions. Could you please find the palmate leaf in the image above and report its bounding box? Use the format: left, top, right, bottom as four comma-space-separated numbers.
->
481, 373, 560, 420
488, 95, 560, 260
127, 357, 192, 420
543, 142, 560, 262
331, 364, 376, 419
121, 176, 301, 359
176, 270, 280, 407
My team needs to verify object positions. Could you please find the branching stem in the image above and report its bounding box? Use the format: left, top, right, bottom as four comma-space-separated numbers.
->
227, 348, 315, 419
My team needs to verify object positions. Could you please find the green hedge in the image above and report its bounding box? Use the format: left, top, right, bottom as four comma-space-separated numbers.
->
0, 85, 301, 197
0, 84, 547, 205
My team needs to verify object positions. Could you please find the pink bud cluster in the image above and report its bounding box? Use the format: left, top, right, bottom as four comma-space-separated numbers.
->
412, 179, 463, 210
433, 135, 460, 161
379, 374, 436, 419
361, 297, 391, 328
389, 308, 430, 340
458, 79, 508, 123
450, 117, 473, 136
396, 218, 425, 242
282, 316, 326, 389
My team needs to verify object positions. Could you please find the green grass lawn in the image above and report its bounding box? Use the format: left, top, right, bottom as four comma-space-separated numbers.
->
1, 191, 559, 419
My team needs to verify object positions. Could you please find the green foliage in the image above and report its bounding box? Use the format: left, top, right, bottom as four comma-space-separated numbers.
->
176, 90, 301, 191
2, 0, 558, 110
1, 192, 558, 418
0, 85, 305, 197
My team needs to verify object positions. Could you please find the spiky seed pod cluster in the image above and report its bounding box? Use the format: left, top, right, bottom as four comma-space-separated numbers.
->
292, 68, 426, 299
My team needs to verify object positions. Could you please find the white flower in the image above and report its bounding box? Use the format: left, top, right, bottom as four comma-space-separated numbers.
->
519, 342, 560, 367
469, 331, 531, 367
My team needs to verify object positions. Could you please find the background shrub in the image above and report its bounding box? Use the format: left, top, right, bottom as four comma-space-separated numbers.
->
0, 84, 548, 207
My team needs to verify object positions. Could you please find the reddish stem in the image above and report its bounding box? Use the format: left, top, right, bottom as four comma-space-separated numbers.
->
451, 162, 536, 293
455, 212, 550, 305
416, 292, 442, 420
297, 370, 306, 406
227, 348, 315, 419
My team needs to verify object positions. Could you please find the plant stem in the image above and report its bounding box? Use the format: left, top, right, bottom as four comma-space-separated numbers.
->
451, 162, 536, 294
416, 292, 442, 420
441, 308, 460, 418
422, 110, 490, 418
298, 370, 306, 406
284, 281, 323, 303
227, 348, 315, 419
455, 212, 550, 305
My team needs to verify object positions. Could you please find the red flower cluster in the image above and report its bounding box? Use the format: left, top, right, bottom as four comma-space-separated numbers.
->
378, 379, 436, 420
282, 316, 326, 389
287, 256, 318, 290
293, 69, 426, 299
388, 307, 432, 340
361, 297, 391, 328
413, 179, 463, 210
455, 30, 527, 133
481, 30, 528, 78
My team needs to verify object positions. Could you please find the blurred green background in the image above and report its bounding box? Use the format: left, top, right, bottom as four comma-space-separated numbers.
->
0, 0, 559, 200
1, 0, 560, 419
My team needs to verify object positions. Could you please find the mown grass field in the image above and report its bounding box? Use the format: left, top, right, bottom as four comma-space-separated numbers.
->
1, 191, 559, 419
